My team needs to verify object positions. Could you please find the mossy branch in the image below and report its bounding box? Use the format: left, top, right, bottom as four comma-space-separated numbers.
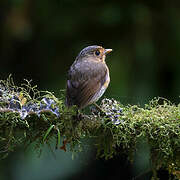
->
0, 76, 179, 179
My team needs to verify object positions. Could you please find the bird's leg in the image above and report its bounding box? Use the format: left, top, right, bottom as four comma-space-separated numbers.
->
71, 107, 83, 121
93, 102, 105, 114
76, 108, 83, 120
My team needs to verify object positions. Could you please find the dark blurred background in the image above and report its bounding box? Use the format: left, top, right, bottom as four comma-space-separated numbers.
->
0, 0, 180, 179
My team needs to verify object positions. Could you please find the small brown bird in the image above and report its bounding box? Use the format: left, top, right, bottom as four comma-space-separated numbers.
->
66, 45, 112, 109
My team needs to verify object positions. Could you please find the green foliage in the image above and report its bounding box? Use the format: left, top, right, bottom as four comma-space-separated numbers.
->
0, 78, 180, 179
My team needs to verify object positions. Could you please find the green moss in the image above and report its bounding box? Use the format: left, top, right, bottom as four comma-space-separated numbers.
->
0, 77, 180, 179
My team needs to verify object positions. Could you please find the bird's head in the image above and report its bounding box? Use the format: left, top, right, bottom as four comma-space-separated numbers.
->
76, 45, 112, 63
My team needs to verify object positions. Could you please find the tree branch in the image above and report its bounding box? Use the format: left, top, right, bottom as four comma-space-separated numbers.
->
0, 76, 179, 179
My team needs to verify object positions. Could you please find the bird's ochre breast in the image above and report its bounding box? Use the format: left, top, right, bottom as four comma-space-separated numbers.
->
88, 69, 110, 105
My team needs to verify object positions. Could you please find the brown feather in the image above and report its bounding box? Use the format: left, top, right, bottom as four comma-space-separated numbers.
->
66, 59, 108, 108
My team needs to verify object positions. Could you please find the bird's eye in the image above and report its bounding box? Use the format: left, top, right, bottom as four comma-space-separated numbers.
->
95, 50, 100, 56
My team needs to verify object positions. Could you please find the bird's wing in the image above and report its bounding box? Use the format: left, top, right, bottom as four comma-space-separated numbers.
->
66, 61, 108, 108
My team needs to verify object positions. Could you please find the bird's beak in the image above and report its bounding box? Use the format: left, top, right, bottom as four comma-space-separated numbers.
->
104, 49, 113, 55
